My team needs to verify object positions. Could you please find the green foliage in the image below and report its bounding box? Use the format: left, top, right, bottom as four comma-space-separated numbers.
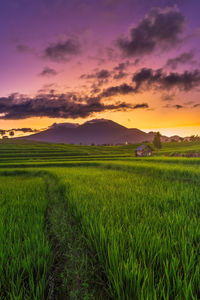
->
153, 132, 162, 149
9, 130, 15, 137
0, 129, 6, 136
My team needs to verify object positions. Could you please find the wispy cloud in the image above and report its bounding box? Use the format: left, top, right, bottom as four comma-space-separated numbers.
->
39, 67, 57, 76
44, 38, 81, 62
9, 128, 39, 133
16, 43, 36, 54
80, 69, 111, 80
165, 52, 195, 70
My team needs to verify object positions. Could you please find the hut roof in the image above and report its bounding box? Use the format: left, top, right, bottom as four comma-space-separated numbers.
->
136, 145, 152, 151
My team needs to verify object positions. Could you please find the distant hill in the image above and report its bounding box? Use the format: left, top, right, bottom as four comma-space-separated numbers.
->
21, 119, 156, 145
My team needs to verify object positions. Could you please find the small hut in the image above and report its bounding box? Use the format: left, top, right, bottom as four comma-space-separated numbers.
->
135, 145, 153, 157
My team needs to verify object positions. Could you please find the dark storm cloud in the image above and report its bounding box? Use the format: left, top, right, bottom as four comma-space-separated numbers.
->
44, 38, 81, 62
0, 91, 148, 120
39, 67, 57, 76
165, 52, 195, 70
80, 69, 111, 80
117, 7, 185, 57
132, 68, 200, 91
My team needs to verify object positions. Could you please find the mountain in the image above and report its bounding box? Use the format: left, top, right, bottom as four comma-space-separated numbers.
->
22, 119, 156, 145
50, 122, 79, 129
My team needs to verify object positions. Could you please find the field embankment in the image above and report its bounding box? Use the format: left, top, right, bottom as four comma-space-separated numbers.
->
1, 139, 200, 163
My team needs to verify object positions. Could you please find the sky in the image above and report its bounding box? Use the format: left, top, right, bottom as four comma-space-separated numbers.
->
1, 0, 200, 137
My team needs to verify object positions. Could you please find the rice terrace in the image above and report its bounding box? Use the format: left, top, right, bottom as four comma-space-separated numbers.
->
0, 140, 200, 299
1, 0, 200, 299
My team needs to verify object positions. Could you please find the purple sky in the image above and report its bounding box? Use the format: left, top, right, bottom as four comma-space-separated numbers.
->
0, 0, 200, 136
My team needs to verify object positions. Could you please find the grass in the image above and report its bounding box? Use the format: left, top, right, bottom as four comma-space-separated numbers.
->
53, 166, 200, 299
1, 141, 200, 299
45, 173, 108, 300
0, 175, 53, 299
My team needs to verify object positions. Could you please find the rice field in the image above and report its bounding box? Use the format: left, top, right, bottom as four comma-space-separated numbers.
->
0, 175, 53, 299
0, 141, 200, 299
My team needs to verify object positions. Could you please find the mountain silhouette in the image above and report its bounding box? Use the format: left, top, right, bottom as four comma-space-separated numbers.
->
23, 119, 156, 145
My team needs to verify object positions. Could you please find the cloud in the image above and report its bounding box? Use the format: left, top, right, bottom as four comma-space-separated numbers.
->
101, 83, 135, 97
114, 61, 130, 72
106, 47, 117, 61
0, 129, 6, 135
80, 69, 111, 80
10, 128, 39, 133
44, 38, 81, 62
96, 69, 111, 79
81, 63, 130, 82
113, 61, 130, 79
174, 104, 183, 109
117, 7, 185, 57
113, 72, 128, 79
165, 102, 200, 109
80, 69, 111, 91
164, 104, 184, 109
132, 68, 200, 92
133, 103, 148, 109
90, 79, 109, 94
16, 43, 35, 54
184, 101, 194, 106
82, 67, 200, 101
90, 84, 101, 95
0, 91, 148, 120
165, 52, 195, 69
88, 47, 118, 65
161, 93, 175, 101
39, 67, 57, 76
193, 103, 200, 108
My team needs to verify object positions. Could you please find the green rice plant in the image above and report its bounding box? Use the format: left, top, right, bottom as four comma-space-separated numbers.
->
52, 164, 200, 299
0, 176, 53, 300
1, 140, 200, 299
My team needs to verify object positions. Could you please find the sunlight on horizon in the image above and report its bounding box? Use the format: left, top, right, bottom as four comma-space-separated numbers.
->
143, 126, 200, 137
